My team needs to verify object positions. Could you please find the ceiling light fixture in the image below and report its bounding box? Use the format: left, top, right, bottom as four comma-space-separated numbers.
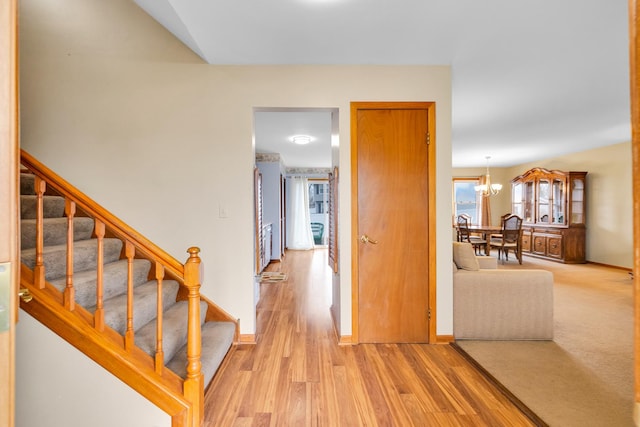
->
292, 135, 312, 145
474, 156, 502, 196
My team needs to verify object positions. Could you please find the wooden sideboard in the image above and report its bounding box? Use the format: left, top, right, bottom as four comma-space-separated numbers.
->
512, 167, 587, 263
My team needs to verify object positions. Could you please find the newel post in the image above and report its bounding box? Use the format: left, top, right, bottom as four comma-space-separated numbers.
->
183, 247, 204, 426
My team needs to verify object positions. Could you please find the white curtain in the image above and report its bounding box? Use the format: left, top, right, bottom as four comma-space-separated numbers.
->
287, 177, 314, 250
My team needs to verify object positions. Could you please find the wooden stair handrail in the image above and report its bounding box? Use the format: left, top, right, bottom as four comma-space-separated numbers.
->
20, 149, 184, 278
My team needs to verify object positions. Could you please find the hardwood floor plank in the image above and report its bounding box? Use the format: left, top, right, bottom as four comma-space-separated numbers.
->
351, 344, 397, 426
207, 369, 253, 426
339, 345, 381, 426
204, 249, 536, 426
362, 344, 415, 425
284, 381, 307, 426
315, 339, 341, 425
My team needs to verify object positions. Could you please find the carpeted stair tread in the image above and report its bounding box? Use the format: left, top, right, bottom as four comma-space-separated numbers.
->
101, 280, 179, 335
135, 300, 207, 364
166, 321, 235, 383
20, 194, 66, 219
21, 217, 95, 250
20, 173, 36, 195
21, 238, 123, 281
49, 259, 151, 307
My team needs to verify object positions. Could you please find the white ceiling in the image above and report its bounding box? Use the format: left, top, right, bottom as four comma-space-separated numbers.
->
133, 0, 631, 168
254, 109, 334, 169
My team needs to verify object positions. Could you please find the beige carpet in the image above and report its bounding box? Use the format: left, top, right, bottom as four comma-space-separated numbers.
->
456, 256, 634, 427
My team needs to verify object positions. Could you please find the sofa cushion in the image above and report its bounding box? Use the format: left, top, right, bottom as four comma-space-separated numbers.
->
453, 269, 554, 339
453, 242, 479, 271
476, 256, 498, 270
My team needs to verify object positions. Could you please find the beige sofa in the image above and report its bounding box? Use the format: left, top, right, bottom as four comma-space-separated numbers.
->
453, 242, 554, 340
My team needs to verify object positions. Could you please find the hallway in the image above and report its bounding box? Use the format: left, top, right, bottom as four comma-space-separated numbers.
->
203, 249, 534, 426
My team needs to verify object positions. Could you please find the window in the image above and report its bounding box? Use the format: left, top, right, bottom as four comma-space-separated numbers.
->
308, 181, 329, 214
308, 179, 329, 246
453, 178, 481, 225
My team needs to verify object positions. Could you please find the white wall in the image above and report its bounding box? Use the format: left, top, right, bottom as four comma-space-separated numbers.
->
16, 313, 169, 427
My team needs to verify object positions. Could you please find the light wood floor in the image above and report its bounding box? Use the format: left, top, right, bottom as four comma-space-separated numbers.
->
203, 249, 535, 426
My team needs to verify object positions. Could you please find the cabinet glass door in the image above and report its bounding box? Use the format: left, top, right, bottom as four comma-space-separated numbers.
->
571, 178, 585, 224
552, 179, 564, 224
512, 182, 523, 218
538, 180, 549, 223
524, 181, 534, 222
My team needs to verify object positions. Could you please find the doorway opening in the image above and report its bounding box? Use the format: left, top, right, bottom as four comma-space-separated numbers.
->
253, 107, 339, 332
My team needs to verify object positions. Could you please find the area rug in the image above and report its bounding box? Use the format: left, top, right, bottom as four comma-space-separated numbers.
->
259, 272, 288, 282
456, 257, 634, 427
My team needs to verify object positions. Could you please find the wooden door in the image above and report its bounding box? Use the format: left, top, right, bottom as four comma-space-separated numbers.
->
0, 0, 18, 425
351, 102, 435, 343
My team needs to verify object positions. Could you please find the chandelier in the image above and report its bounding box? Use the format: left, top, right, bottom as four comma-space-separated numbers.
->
474, 156, 502, 196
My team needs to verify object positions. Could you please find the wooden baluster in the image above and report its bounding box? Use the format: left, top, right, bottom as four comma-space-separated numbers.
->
125, 241, 135, 351
183, 247, 203, 426
34, 176, 46, 289
155, 262, 164, 374
64, 199, 75, 310
94, 220, 105, 331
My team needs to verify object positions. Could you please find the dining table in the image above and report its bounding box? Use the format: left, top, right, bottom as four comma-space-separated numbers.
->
460, 225, 503, 256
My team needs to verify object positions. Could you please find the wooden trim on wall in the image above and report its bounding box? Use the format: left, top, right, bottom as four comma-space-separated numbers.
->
0, 1, 18, 426
337, 335, 353, 346
435, 335, 455, 344
426, 103, 437, 343
586, 261, 633, 273
629, 1, 640, 424
350, 104, 360, 343
238, 334, 257, 344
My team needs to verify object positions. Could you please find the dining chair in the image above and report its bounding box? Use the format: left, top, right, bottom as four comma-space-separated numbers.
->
456, 213, 470, 242
489, 212, 512, 241
489, 214, 523, 264
311, 222, 324, 245
456, 215, 487, 255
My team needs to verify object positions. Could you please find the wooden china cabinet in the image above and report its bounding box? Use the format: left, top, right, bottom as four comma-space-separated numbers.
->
511, 167, 587, 263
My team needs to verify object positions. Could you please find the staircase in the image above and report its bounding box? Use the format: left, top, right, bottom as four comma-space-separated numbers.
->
18, 150, 238, 427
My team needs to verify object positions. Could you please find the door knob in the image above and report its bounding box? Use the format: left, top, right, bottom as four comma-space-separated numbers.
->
19, 288, 33, 303
360, 234, 379, 244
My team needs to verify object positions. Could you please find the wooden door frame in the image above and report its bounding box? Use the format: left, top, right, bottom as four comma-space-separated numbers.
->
0, 0, 18, 425
629, 1, 640, 424
350, 101, 437, 344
